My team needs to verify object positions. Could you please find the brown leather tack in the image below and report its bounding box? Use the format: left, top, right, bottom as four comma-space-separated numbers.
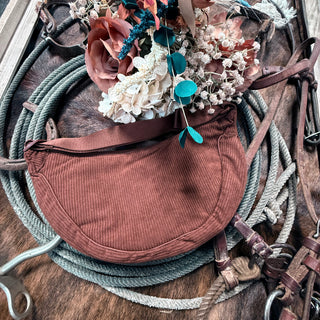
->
303, 255, 320, 276
279, 307, 298, 320
215, 258, 231, 271
230, 214, 273, 259
24, 106, 247, 263
303, 237, 320, 254
213, 231, 232, 271
281, 272, 301, 294
263, 257, 288, 280
23, 101, 38, 113
262, 66, 284, 76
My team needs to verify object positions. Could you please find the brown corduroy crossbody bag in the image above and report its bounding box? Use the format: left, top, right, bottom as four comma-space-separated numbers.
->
24, 104, 247, 264
23, 36, 320, 265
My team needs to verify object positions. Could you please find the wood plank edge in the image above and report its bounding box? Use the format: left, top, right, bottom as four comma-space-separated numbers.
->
0, 0, 40, 101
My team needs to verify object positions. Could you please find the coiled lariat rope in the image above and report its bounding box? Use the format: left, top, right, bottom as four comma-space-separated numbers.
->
0, 32, 296, 310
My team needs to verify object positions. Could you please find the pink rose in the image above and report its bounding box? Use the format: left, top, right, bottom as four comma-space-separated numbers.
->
192, 0, 214, 8
85, 11, 139, 93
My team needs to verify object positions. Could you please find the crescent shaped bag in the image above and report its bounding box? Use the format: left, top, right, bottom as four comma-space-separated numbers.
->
24, 104, 247, 264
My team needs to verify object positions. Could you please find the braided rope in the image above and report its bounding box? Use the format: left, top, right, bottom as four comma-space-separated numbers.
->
0, 41, 297, 310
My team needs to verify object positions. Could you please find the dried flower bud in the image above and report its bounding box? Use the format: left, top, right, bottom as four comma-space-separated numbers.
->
69, 2, 77, 11
212, 52, 222, 59
198, 68, 205, 78
221, 39, 229, 47
69, 9, 78, 19
178, 47, 187, 56
189, 106, 197, 113
222, 58, 233, 68
220, 71, 227, 80
182, 40, 189, 48
238, 61, 246, 71
209, 94, 218, 104
90, 9, 98, 19
206, 25, 215, 33
202, 54, 211, 64
78, 6, 86, 15
228, 41, 235, 50
200, 91, 208, 99
197, 101, 205, 109
253, 41, 261, 51
238, 37, 245, 45
218, 32, 225, 41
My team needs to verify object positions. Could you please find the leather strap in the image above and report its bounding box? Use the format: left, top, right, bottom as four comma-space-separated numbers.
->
302, 237, 320, 254
24, 105, 232, 153
302, 271, 317, 320
0, 158, 28, 171
280, 272, 301, 295
246, 37, 320, 169
230, 213, 273, 259
279, 307, 298, 320
278, 233, 320, 306
23, 101, 59, 141
213, 231, 239, 290
296, 78, 319, 225
303, 255, 320, 276
263, 257, 290, 280
0, 100, 59, 171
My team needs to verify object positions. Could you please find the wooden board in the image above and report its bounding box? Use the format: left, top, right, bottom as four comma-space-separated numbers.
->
304, 0, 320, 104
0, 0, 30, 60
0, 0, 39, 100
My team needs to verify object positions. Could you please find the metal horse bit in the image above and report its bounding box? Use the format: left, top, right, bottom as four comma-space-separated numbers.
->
0, 236, 61, 319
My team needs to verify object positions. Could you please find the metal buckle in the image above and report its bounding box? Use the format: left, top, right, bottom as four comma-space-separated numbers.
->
36, 1, 57, 35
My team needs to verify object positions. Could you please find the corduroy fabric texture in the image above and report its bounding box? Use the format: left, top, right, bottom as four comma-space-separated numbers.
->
24, 106, 247, 264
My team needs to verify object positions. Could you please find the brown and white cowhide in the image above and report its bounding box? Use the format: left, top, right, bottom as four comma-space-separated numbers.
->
0, 0, 319, 319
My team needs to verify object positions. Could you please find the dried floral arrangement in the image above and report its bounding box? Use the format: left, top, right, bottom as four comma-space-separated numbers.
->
69, 0, 260, 146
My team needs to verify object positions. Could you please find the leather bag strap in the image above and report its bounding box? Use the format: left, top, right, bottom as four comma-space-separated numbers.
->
24, 105, 231, 153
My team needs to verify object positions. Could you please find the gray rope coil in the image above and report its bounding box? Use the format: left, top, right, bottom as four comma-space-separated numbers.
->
0, 38, 296, 309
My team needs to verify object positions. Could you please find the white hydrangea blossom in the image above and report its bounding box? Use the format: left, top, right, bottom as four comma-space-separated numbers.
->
99, 40, 178, 123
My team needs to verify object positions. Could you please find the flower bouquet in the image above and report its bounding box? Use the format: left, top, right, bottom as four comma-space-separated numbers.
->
69, 0, 260, 145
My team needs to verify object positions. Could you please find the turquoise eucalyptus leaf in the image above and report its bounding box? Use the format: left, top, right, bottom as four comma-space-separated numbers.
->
154, 26, 176, 47
174, 80, 197, 104
174, 92, 191, 105
178, 126, 203, 148
175, 80, 197, 98
167, 52, 186, 76
187, 126, 203, 144
179, 128, 188, 148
